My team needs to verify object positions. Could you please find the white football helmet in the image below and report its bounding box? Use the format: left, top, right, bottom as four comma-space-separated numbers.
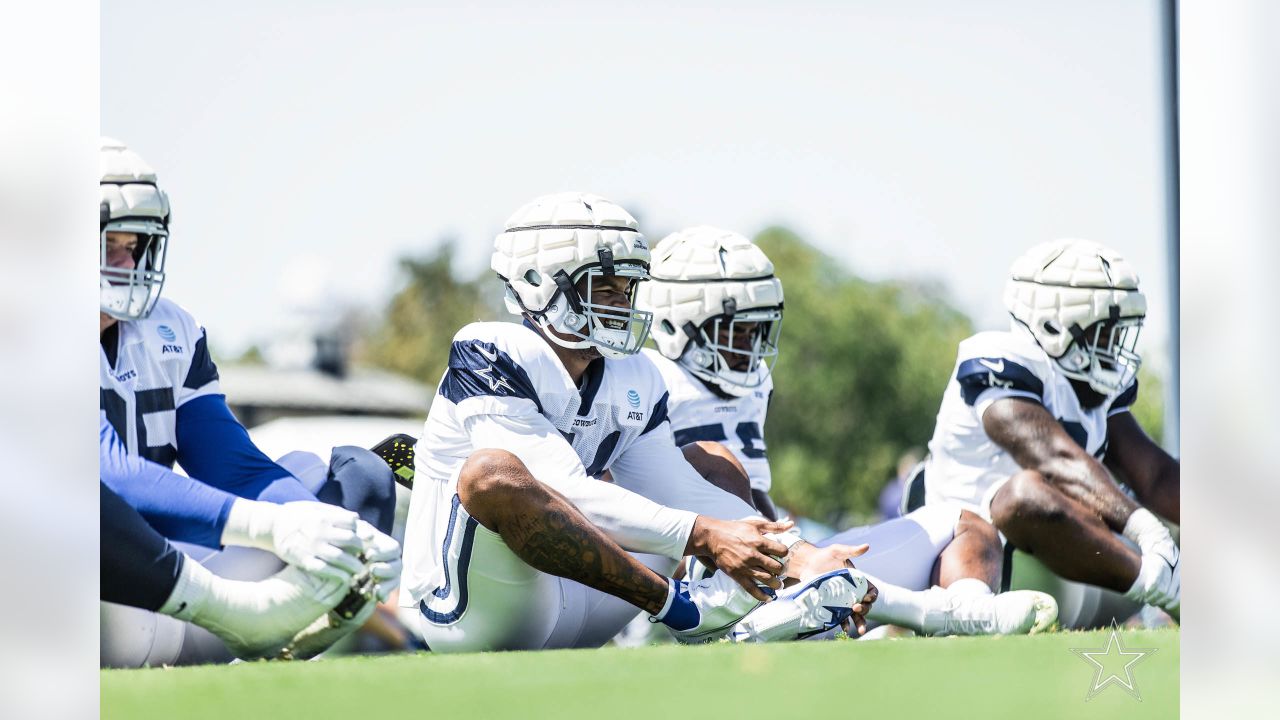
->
1004, 238, 1147, 395
100, 137, 170, 320
492, 192, 652, 359
638, 226, 783, 396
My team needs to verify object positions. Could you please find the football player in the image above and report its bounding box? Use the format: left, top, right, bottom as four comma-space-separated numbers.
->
638, 226, 1058, 637
398, 193, 877, 651
98, 137, 402, 664
919, 239, 1179, 619
100, 415, 399, 665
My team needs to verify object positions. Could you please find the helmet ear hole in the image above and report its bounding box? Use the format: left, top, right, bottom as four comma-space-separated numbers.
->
1042, 321, 1060, 335
660, 319, 675, 335
523, 269, 543, 287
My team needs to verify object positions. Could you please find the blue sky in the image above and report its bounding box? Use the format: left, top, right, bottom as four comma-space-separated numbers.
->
103, 0, 1172, 370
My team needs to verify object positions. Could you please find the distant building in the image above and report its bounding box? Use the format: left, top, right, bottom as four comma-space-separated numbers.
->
219, 362, 433, 428
217, 329, 433, 428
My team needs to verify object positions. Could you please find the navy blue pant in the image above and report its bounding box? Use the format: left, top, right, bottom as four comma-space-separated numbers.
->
317, 446, 396, 536
101, 482, 184, 612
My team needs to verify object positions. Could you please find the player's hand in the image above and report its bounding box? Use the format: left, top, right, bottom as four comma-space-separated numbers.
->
223, 499, 365, 585
355, 519, 402, 603
787, 541, 870, 584
270, 502, 368, 584
686, 516, 794, 602
841, 570, 879, 637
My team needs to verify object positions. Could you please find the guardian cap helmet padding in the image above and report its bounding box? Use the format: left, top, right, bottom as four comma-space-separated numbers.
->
1004, 238, 1146, 395
492, 192, 652, 359
639, 226, 783, 396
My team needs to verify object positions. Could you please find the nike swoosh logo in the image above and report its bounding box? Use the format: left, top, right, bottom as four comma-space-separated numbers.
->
476, 344, 498, 362
978, 358, 1004, 373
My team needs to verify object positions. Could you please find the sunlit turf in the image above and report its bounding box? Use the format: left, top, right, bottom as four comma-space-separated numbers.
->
102, 628, 1177, 720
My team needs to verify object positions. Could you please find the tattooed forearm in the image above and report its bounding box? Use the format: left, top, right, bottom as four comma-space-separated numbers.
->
499, 504, 669, 615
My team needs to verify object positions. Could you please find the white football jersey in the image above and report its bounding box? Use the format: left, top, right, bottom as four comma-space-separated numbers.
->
923, 328, 1137, 513
99, 299, 221, 468
401, 321, 756, 610
643, 349, 774, 492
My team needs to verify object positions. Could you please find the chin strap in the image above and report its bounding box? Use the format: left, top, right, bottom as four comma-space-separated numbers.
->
552, 270, 584, 314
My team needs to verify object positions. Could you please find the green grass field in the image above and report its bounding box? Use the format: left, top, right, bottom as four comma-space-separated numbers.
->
102, 629, 1177, 720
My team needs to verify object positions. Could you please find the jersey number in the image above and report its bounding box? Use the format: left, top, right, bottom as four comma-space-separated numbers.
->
101, 387, 178, 467
673, 422, 767, 460
560, 429, 623, 479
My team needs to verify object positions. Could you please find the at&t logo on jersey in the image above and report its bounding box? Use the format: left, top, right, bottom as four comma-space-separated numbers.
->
156, 325, 177, 342
626, 389, 641, 408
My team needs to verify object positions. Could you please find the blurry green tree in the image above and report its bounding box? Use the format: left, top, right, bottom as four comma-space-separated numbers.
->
359, 241, 504, 386
755, 226, 974, 526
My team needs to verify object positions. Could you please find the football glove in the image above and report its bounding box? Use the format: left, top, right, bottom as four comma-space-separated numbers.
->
221, 499, 365, 585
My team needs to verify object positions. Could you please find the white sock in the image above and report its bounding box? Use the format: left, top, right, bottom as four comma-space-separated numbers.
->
944, 578, 993, 597
862, 573, 938, 632
1125, 553, 1159, 601
158, 554, 214, 621
1122, 508, 1166, 553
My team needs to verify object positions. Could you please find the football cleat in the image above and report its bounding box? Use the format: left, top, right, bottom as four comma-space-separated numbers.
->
922, 588, 1058, 636
280, 573, 379, 660
174, 565, 349, 660
371, 433, 418, 489
729, 568, 869, 643
661, 572, 764, 644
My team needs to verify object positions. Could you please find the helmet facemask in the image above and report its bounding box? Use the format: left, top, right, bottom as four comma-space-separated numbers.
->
677, 300, 783, 396
522, 251, 653, 360
1053, 314, 1143, 395
99, 209, 169, 321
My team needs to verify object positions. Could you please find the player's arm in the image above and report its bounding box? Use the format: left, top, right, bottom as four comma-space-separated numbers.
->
982, 396, 1139, 531
467, 412, 794, 598
104, 414, 365, 582
101, 412, 235, 549
172, 326, 315, 503
174, 394, 316, 503
610, 417, 871, 589
1104, 411, 1180, 524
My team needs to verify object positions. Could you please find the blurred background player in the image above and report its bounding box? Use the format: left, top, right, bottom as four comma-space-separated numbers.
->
639, 226, 1057, 637
98, 137, 402, 664
398, 193, 876, 652
917, 239, 1179, 621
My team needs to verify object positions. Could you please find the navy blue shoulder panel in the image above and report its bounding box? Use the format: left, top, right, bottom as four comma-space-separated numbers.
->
577, 359, 606, 416
956, 357, 1044, 406
641, 391, 670, 435
439, 339, 542, 413
1111, 379, 1139, 411
182, 330, 220, 390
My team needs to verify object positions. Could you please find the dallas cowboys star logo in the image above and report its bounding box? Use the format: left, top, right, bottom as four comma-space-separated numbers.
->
476, 366, 514, 393
1070, 621, 1158, 701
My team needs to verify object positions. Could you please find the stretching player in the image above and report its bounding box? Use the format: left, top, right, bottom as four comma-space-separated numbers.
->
399, 193, 877, 651
637, 226, 1058, 638
98, 137, 401, 664
100, 416, 400, 665
920, 239, 1179, 619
